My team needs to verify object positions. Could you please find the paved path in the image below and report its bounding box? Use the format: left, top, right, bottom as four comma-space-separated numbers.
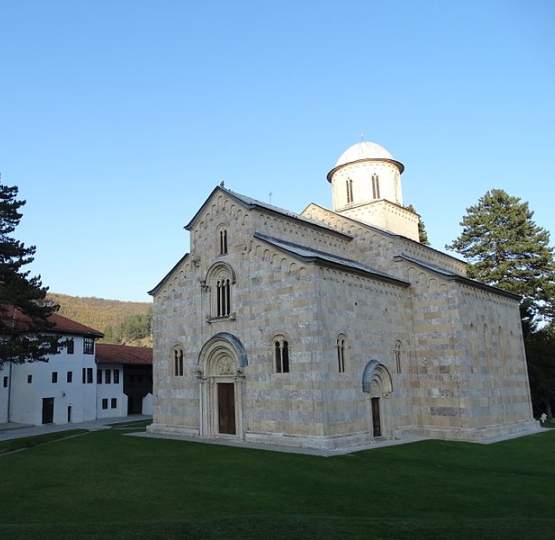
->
0, 415, 152, 441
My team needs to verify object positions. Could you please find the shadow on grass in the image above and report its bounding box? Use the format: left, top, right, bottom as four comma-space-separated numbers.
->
0, 430, 89, 455
1, 515, 554, 540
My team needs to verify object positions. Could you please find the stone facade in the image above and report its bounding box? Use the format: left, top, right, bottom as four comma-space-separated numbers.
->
148, 141, 538, 450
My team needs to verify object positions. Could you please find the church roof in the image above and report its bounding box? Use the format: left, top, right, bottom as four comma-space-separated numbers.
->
395, 255, 522, 300
185, 186, 352, 240
327, 140, 405, 181
254, 232, 409, 287
334, 141, 394, 167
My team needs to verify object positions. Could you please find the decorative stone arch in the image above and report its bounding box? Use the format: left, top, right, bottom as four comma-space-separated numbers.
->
205, 262, 236, 319
196, 332, 247, 439
362, 360, 393, 438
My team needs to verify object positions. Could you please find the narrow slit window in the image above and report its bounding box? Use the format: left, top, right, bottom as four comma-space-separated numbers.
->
346, 179, 354, 203
372, 174, 380, 199
219, 229, 228, 255
337, 336, 346, 373
174, 349, 184, 376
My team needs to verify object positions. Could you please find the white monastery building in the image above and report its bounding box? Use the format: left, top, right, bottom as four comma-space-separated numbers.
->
0, 308, 152, 425
148, 140, 539, 451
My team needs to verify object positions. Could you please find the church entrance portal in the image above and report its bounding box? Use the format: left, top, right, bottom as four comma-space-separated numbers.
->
362, 360, 392, 439
197, 333, 247, 440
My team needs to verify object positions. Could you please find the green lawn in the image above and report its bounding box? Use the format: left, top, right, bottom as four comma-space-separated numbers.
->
0, 426, 553, 539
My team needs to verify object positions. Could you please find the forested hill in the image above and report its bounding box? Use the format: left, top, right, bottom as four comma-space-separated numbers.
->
47, 293, 152, 347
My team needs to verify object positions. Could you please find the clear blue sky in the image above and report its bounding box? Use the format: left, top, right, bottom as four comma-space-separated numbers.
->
1, 1, 554, 302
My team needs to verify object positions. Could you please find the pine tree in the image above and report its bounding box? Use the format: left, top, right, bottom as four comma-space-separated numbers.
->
0, 182, 60, 365
446, 189, 555, 322
405, 204, 430, 245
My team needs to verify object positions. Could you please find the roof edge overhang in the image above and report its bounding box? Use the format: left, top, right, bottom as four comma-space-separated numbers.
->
327, 157, 405, 182
255, 232, 409, 288
148, 252, 190, 297
394, 255, 522, 301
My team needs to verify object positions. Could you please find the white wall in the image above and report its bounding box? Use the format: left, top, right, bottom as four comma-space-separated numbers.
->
96, 364, 127, 418
8, 335, 98, 426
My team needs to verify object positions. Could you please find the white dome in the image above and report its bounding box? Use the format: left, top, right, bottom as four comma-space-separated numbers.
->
335, 141, 393, 167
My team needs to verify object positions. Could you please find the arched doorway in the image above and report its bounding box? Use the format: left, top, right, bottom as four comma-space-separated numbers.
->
362, 360, 393, 439
197, 333, 247, 439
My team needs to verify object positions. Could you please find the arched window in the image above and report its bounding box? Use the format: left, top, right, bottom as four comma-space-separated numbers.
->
206, 263, 235, 320
216, 277, 231, 317
173, 347, 183, 377
274, 336, 290, 373
394, 340, 402, 374
219, 228, 228, 255
337, 334, 346, 373
372, 174, 380, 199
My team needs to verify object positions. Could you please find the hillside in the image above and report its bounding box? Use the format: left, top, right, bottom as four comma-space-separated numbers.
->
47, 293, 152, 347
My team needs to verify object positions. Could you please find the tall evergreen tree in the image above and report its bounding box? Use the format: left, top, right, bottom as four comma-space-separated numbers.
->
405, 204, 431, 245
0, 182, 60, 365
446, 189, 555, 322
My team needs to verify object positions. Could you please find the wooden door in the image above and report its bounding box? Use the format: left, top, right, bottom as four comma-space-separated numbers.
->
371, 397, 381, 437
42, 397, 54, 424
218, 383, 236, 435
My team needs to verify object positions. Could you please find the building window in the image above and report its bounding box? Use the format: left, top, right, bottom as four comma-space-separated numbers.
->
27, 374, 32, 384
337, 334, 346, 373
111, 398, 117, 409
274, 337, 290, 373
174, 348, 184, 376
372, 174, 380, 199
66, 339, 74, 355
206, 263, 235, 320
105, 370, 111, 384
219, 228, 228, 255
97, 369, 102, 384
67, 371, 73, 383
216, 278, 231, 317
3, 376, 7, 388
113, 369, 120, 384
52, 372, 58, 384
83, 337, 94, 355
394, 340, 402, 374
346, 178, 354, 203
87, 368, 93, 384
102, 398, 108, 410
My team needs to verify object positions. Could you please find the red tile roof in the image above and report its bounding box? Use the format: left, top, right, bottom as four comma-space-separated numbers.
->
1, 306, 103, 337
96, 343, 153, 365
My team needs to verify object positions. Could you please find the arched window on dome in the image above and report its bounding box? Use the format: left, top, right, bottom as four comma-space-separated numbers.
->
346, 179, 354, 204
372, 174, 380, 199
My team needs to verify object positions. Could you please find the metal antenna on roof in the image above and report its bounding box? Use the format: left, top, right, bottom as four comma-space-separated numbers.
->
269, 192, 273, 204
361, 130, 364, 141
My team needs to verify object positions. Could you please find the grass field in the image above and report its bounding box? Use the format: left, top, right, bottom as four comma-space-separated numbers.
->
0, 425, 553, 539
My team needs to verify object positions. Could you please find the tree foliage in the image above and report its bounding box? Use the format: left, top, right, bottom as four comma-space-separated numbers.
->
405, 204, 430, 245
103, 307, 152, 345
446, 189, 555, 322
524, 323, 555, 418
0, 183, 60, 364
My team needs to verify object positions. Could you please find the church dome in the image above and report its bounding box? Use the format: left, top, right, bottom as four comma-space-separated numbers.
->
334, 141, 394, 167
327, 140, 404, 182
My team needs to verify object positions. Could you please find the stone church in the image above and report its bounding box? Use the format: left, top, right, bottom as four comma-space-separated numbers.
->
148, 140, 538, 451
